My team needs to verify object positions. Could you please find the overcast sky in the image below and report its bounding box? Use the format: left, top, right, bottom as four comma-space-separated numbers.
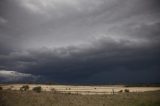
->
0, 0, 160, 84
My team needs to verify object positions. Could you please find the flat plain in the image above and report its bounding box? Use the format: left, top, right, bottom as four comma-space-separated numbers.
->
0, 84, 160, 106
1, 84, 160, 94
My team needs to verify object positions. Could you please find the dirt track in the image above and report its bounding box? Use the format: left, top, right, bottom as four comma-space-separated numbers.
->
1, 84, 160, 95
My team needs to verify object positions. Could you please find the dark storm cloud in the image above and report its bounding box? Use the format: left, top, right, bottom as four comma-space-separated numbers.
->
0, 0, 160, 83
1, 30, 160, 83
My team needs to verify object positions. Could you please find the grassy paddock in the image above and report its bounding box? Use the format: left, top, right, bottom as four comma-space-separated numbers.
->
0, 90, 160, 106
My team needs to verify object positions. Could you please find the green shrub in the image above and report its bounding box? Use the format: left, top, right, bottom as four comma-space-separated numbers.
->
32, 86, 42, 93
20, 85, 29, 91
124, 89, 130, 93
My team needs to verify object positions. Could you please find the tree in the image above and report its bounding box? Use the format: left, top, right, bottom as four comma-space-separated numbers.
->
32, 86, 42, 93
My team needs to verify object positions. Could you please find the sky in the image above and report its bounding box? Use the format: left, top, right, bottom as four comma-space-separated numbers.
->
0, 0, 160, 84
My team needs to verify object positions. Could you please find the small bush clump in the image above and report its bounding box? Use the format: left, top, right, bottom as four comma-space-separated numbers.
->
33, 86, 42, 93
118, 90, 123, 93
124, 89, 130, 93
67, 92, 71, 95
0, 86, 3, 90
20, 85, 29, 91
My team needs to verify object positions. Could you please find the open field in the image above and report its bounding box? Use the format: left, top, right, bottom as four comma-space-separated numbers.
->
0, 84, 160, 106
0, 84, 160, 95
0, 90, 160, 106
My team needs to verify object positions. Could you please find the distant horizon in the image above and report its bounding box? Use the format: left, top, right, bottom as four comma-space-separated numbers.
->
1, 81, 160, 86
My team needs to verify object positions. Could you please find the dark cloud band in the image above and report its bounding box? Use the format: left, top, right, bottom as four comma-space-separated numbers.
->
0, 0, 160, 83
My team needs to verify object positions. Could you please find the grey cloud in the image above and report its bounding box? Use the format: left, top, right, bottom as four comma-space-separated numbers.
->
0, 16, 7, 25
1, 0, 159, 49
0, 0, 160, 83
0, 70, 40, 83
0, 34, 159, 83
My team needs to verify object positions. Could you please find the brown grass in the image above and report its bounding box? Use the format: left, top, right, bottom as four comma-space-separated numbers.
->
0, 90, 160, 106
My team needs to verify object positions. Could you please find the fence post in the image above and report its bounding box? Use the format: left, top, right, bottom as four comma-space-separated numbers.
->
112, 89, 114, 95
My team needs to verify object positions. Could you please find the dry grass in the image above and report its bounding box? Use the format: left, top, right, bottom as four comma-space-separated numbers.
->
0, 90, 160, 106
1, 84, 160, 95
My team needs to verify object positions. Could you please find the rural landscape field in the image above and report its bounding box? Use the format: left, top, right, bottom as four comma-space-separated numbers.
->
0, 0, 160, 106
0, 84, 160, 106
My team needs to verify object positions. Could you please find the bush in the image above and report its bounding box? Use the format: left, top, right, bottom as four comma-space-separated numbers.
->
124, 89, 130, 93
20, 85, 29, 91
33, 86, 42, 93
67, 92, 71, 95
0, 86, 3, 90
118, 90, 123, 93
